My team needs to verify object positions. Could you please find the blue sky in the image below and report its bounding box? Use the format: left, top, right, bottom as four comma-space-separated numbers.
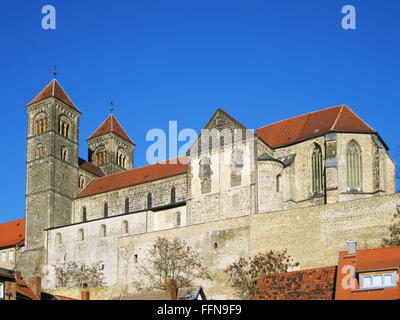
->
0, 0, 399, 223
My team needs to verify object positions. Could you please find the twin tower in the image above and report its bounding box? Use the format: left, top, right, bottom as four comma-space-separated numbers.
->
24, 79, 135, 257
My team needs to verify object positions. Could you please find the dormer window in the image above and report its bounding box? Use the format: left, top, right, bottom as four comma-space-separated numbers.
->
359, 271, 397, 290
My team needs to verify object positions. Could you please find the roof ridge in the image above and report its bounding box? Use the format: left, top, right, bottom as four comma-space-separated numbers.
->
256, 104, 343, 131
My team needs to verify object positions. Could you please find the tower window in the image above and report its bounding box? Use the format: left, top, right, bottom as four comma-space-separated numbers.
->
311, 144, 323, 194
117, 149, 127, 169
35, 117, 48, 134
61, 147, 68, 161
79, 176, 85, 189
347, 141, 362, 191
36, 144, 45, 159
59, 116, 70, 138
95, 148, 107, 166
147, 193, 152, 209
104, 202, 108, 217
171, 186, 176, 204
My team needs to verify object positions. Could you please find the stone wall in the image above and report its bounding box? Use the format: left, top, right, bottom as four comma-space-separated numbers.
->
45, 193, 400, 299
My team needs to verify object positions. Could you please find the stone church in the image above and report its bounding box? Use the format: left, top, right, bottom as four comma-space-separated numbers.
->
12, 78, 399, 299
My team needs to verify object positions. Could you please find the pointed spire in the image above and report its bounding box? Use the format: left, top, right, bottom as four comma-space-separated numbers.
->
88, 114, 135, 145
27, 79, 80, 112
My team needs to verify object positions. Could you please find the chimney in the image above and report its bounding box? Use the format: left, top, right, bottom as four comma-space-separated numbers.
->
347, 240, 357, 256
26, 276, 42, 299
81, 290, 90, 300
165, 279, 177, 300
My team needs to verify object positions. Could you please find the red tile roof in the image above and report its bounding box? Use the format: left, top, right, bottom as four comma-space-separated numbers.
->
79, 158, 105, 177
0, 218, 25, 248
256, 105, 375, 148
77, 157, 187, 198
336, 246, 400, 300
255, 266, 337, 300
88, 114, 135, 144
27, 79, 80, 112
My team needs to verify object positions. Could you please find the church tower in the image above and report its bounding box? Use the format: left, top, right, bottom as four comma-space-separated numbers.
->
24, 79, 81, 250
87, 114, 135, 175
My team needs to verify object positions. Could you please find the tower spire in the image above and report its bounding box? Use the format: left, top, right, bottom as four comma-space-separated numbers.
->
109, 102, 114, 114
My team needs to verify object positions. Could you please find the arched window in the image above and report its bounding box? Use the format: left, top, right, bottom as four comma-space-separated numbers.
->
82, 207, 87, 222
79, 176, 85, 189
125, 198, 130, 214
276, 174, 282, 193
104, 202, 108, 217
171, 187, 176, 204
100, 225, 106, 238
36, 144, 45, 159
117, 148, 127, 169
147, 193, 152, 209
61, 147, 68, 161
347, 141, 362, 191
199, 157, 212, 181
78, 229, 84, 241
34, 113, 48, 134
58, 116, 71, 138
311, 144, 323, 194
176, 212, 181, 226
232, 150, 244, 175
56, 233, 62, 245
121, 221, 128, 234
95, 147, 107, 166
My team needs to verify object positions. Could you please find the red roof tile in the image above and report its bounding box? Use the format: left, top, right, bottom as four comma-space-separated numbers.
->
79, 158, 105, 177
77, 157, 187, 198
255, 266, 337, 300
88, 114, 134, 144
256, 105, 375, 148
0, 218, 25, 248
27, 79, 80, 112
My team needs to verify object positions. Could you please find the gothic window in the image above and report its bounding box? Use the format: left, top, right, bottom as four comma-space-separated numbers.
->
79, 176, 85, 189
36, 144, 45, 159
311, 144, 323, 194
176, 212, 181, 226
78, 229, 84, 241
231, 150, 243, 187
276, 174, 282, 193
56, 233, 62, 245
171, 186, 176, 204
121, 221, 128, 234
232, 150, 244, 175
100, 225, 106, 238
61, 147, 68, 161
147, 193, 152, 209
117, 148, 127, 169
58, 116, 71, 138
199, 157, 212, 194
199, 157, 212, 181
95, 147, 107, 166
125, 198, 130, 214
347, 141, 362, 191
34, 113, 48, 135
104, 202, 108, 217
82, 207, 87, 222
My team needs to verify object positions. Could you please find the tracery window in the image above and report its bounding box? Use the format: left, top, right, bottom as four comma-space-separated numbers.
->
311, 144, 323, 194
347, 141, 362, 191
